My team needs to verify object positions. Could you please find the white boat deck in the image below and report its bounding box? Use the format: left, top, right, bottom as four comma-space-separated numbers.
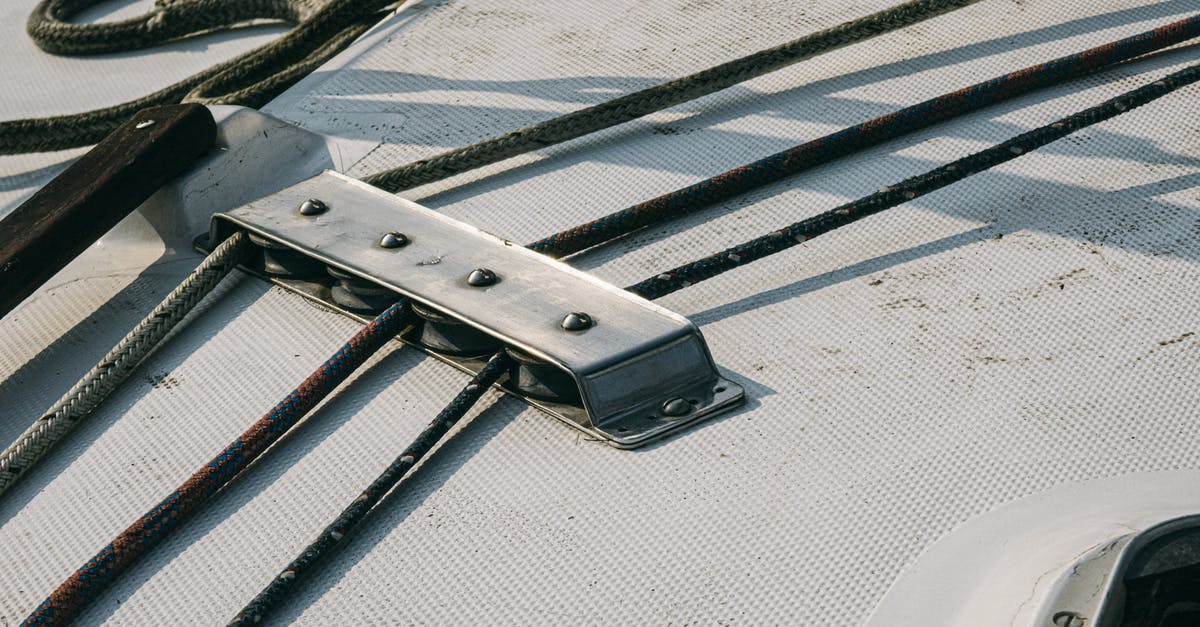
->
2, 1, 1199, 624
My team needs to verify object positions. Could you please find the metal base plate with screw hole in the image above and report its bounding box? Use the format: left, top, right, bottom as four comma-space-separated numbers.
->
197, 171, 744, 448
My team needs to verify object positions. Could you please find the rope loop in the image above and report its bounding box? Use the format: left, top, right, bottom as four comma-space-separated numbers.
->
2, 0, 392, 154
26, 0, 317, 55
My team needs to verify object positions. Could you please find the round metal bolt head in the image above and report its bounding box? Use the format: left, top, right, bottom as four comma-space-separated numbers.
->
379, 232, 410, 249
467, 268, 498, 287
135, 119, 156, 129
560, 311, 594, 332
661, 398, 692, 417
299, 198, 328, 216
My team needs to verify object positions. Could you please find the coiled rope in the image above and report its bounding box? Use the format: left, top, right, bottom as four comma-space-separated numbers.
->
2, 0, 390, 154
0, 231, 251, 494
2, 0, 980, 158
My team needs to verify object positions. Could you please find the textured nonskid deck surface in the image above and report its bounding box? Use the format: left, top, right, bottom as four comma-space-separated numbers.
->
2, 1, 1200, 624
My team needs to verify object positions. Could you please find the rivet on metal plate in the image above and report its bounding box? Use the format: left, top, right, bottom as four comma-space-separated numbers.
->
661, 398, 692, 417
298, 198, 328, 216
378, 231, 410, 249
199, 171, 746, 448
560, 311, 594, 331
467, 268, 498, 287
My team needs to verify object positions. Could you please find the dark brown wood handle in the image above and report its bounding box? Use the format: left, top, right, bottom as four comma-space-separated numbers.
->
0, 103, 216, 319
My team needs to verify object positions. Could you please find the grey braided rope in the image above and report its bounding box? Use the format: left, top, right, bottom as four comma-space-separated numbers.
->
0, 0, 982, 488
1, 0, 387, 154
361, 0, 982, 192
26, 0, 320, 56
0, 231, 251, 496
4, 0, 977, 157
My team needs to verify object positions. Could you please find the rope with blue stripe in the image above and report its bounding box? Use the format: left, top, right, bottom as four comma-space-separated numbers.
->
627, 60, 1200, 300
529, 12, 1200, 258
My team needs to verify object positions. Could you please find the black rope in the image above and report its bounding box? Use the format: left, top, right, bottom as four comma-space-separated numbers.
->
627, 61, 1200, 300
228, 52, 1200, 627
21, 9, 1200, 627
228, 351, 512, 626
528, 14, 1200, 258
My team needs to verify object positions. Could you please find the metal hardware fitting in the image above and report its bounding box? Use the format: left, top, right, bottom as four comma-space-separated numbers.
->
661, 398, 692, 417
199, 171, 744, 447
560, 311, 593, 331
466, 268, 498, 287
298, 198, 327, 216
378, 232, 410, 249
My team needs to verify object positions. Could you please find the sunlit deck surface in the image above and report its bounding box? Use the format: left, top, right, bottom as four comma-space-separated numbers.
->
2, 1, 1199, 624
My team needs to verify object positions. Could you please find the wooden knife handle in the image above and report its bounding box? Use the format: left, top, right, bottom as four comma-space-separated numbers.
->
0, 103, 216, 319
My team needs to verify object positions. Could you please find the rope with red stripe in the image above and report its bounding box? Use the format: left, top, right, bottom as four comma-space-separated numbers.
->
229, 350, 512, 626
22, 14, 1200, 627
627, 61, 1200, 300
530, 13, 1200, 258
234, 44, 1200, 627
22, 301, 412, 626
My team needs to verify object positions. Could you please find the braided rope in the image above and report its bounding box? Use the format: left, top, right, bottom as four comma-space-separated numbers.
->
226, 60, 1200, 623
226, 34, 1200, 613
5, 0, 979, 156
628, 61, 1200, 300
16, 9, 1200, 622
26, 0, 318, 56
0, 231, 251, 497
229, 351, 512, 626
21, 18, 1200, 623
0, 0, 988, 499
0, 0, 989, 498
1, 0, 388, 154
361, 0, 982, 192
22, 300, 412, 626
529, 14, 1200, 258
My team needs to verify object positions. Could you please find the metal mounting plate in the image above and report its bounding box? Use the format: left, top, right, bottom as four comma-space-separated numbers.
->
202, 171, 743, 447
